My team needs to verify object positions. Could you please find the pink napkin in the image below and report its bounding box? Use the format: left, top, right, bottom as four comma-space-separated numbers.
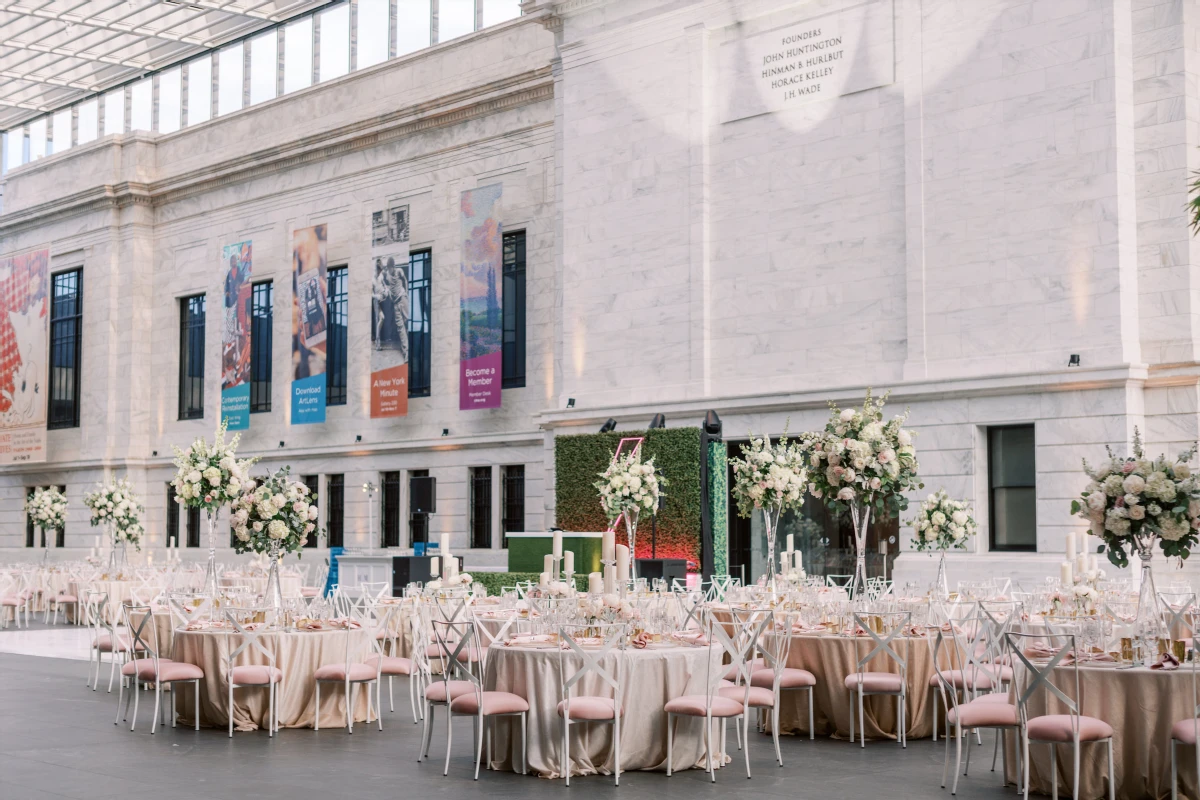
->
328, 617, 361, 629
1151, 653, 1180, 671
505, 634, 552, 646
1023, 642, 1074, 664
842, 625, 868, 637
671, 631, 709, 646
631, 631, 652, 650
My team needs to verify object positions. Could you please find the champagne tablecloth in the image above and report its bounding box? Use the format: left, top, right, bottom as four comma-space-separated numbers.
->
220, 573, 303, 598
71, 580, 143, 625
482, 642, 723, 778
1003, 663, 1197, 800
773, 633, 942, 741
172, 627, 372, 731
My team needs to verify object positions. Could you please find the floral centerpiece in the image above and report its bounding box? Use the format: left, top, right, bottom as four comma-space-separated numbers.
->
594, 441, 665, 581
27, 487, 67, 558
230, 467, 320, 613
83, 478, 145, 566
803, 389, 922, 600
171, 421, 258, 600
908, 490, 977, 598
729, 429, 807, 587
1070, 428, 1200, 632
425, 572, 472, 592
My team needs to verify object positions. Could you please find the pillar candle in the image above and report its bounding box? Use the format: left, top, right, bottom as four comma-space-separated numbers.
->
94, 535, 99, 548
148, 553, 154, 565
1066, 534, 1076, 561
544, 553, 554, 577
430, 556, 440, 578
1075, 553, 1086, 579
786, 534, 794, 553
604, 564, 616, 595
1079, 530, 1090, 555
563, 550, 574, 576
794, 551, 803, 572
1060, 561, 1073, 585
588, 572, 603, 594
615, 544, 629, 584
552, 530, 563, 559
447, 558, 458, 580
781, 552, 789, 572
602, 529, 615, 563
441, 532, 452, 557
1087, 554, 1098, 574
539, 571, 549, 587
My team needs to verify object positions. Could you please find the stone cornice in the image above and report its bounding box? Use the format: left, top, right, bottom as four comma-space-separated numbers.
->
0, 68, 554, 237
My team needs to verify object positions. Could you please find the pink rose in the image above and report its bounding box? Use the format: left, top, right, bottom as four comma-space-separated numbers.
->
204, 494, 212, 503
1122, 462, 1135, 474
1115, 496, 1125, 507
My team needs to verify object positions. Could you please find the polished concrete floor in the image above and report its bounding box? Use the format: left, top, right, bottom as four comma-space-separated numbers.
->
0, 639, 1019, 800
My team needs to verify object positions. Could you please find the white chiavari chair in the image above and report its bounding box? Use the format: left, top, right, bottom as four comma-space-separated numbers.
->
847, 609, 912, 748
223, 607, 282, 737
85, 589, 131, 692
314, 604, 392, 734
556, 622, 627, 786
750, 609, 816, 758
117, 603, 204, 733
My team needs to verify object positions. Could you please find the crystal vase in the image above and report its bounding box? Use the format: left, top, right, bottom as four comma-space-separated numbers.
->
933, 550, 950, 600
263, 542, 284, 626
1133, 531, 1166, 658
848, 500, 871, 604
624, 508, 640, 583
761, 504, 782, 589
202, 508, 219, 614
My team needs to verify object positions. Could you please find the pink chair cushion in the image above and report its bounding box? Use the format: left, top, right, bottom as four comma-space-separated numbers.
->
1172, 718, 1200, 745
1, 595, 22, 606
928, 669, 995, 691
425, 680, 475, 702
844, 672, 904, 693
973, 693, 1012, 705
664, 694, 744, 718
455, 647, 484, 663
719, 685, 775, 708
751, 667, 816, 689
1026, 714, 1113, 743
231, 665, 283, 685
557, 696, 619, 720
314, 663, 377, 682
122, 659, 201, 682
946, 699, 1019, 728
93, 634, 134, 652
366, 655, 414, 675
450, 691, 529, 715
723, 658, 765, 681
300, 587, 320, 597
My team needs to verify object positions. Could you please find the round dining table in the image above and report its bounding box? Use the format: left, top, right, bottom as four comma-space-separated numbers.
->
171, 625, 373, 731
481, 639, 723, 778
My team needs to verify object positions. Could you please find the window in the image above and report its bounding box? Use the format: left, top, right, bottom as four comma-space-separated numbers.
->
77, 100, 98, 145
483, 0, 521, 27
439, 0, 475, 41
103, 89, 124, 135
48, 269, 83, 429
4, 129, 22, 170
250, 282, 273, 413
396, 0, 431, 54
502, 465, 525, 547
302, 475, 320, 547
326, 474, 344, 548
29, 117, 46, 161
988, 425, 1037, 551
326, 266, 348, 405
408, 250, 431, 397
408, 469, 428, 545
130, 78, 152, 131
502, 231, 526, 388
382, 470, 401, 548
187, 56, 212, 126
357, 0, 390, 68
470, 466, 492, 549
25, 488, 34, 547
51, 110, 71, 154
179, 294, 206, 419
249, 32, 278, 105
166, 484, 179, 546
318, 3, 350, 82
186, 505, 201, 547
218, 44, 244, 116
284, 17, 314, 94
159, 68, 181, 133
54, 485, 66, 547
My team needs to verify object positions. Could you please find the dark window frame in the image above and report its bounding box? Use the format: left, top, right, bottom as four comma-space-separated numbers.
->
501, 464, 525, 549
409, 468, 429, 546
165, 484, 179, 546
250, 281, 273, 413
326, 474, 344, 548
987, 424, 1038, 553
186, 505, 201, 547
408, 250, 432, 398
178, 294, 206, 420
501, 231, 526, 389
326, 266, 349, 406
48, 268, 83, 429
301, 475, 320, 547
382, 470, 401, 548
24, 487, 35, 547
470, 466, 492, 549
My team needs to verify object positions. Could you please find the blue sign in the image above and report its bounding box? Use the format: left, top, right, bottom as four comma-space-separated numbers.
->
221, 383, 250, 430
324, 546, 343, 597
291, 373, 326, 424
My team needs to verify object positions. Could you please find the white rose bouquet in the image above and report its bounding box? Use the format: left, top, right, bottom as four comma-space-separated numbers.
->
729, 430, 807, 519
229, 467, 321, 556
909, 490, 976, 552
83, 477, 145, 550
170, 421, 258, 515
26, 486, 67, 533
594, 450, 665, 520
803, 389, 922, 518
1070, 428, 1200, 567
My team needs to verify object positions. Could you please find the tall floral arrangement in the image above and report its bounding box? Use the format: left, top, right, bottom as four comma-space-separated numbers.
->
729, 431, 808, 519
594, 450, 664, 520
1070, 428, 1199, 568
83, 477, 145, 550
26, 486, 67, 533
230, 467, 321, 556
909, 490, 976, 552
170, 421, 256, 513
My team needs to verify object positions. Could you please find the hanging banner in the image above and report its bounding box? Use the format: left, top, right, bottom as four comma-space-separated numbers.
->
220, 240, 252, 430
459, 184, 503, 410
0, 247, 49, 464
291, 224, 328, 424
369, 204, 410, 418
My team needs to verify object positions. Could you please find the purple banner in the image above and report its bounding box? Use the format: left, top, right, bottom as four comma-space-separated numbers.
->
459, 184, 503, 410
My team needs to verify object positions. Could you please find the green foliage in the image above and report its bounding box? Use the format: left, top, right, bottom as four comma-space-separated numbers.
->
471, 572, 589, 596
555, 427, 703, 566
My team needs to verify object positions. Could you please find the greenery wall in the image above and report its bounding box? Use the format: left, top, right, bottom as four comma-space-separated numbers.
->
555, 427, 703, 569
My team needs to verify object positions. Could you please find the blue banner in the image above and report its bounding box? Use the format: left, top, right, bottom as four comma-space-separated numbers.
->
324, 546, 343, 597
291, 373, 326, 424
221, 383, 250, 431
